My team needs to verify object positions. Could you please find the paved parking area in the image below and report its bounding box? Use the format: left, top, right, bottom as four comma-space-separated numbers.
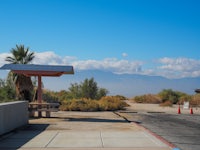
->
0, 111, 172, 150
120, 112, 200, 150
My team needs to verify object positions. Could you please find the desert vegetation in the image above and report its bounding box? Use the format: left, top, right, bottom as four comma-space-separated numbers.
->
59, 96, 128, 111
43, 78, 128, 111
0, 79, 16, 102
0, 75, 128, 111
132, 89, 200, 107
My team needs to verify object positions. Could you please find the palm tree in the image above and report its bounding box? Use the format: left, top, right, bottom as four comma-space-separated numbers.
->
5, 45, 35, 64
5, 44, 35, 101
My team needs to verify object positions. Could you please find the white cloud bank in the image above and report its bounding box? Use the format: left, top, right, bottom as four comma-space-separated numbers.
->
1, 51, 200, 79
33, 51, 143, 74
157, 57, 200, 78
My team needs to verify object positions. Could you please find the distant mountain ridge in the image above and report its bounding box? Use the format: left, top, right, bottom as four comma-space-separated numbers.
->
44, 69, 200, 98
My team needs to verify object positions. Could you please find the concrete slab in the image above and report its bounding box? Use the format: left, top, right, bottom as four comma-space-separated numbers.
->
23, 131, 58, 148
48, 137, 103, 148
103, 137, 159, 147
47, 131, 102, 148
101, 131, 145, 138
56, 131, 100, 138
0, 111, 172, 150
101, 131, 167, 148
22, 138, 52, 147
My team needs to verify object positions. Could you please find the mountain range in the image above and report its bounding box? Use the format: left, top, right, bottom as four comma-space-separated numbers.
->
43, 70, 200, 98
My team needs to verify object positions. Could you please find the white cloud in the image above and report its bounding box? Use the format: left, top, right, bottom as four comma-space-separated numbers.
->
158, 57, 200, 71
122, 53, 128, 57
33, 51, 77, 65
0, 52, 200, 79
157, 57, 200, 78
32, 51, 143, 74
34, 52, 143, 74
71, 58, 143, 74
0, 53, 10, 67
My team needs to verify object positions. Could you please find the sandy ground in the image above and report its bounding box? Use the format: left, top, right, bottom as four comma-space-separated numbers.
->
124, 100, 200, 114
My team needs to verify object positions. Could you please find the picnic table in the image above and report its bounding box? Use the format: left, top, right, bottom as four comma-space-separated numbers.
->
29, 102, 60, 117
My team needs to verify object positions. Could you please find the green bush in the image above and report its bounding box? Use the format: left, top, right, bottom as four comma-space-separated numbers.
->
68, 78, 108, 100
0, 84, 16, 103
42, 90, 59, 103
158, 89, 179, 104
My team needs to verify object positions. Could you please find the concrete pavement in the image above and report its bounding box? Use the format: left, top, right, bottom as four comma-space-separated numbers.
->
0, 111, 172, 150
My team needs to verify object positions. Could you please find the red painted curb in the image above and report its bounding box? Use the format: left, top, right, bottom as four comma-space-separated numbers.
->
132, 122, 176, 149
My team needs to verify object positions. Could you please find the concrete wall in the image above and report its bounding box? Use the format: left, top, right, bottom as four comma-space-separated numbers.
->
0, 101, 28, 135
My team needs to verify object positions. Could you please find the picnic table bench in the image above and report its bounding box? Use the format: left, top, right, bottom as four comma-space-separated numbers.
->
29, 102, 60, 117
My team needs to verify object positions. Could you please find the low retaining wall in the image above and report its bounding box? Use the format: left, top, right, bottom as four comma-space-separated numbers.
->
0, 101, 28, 135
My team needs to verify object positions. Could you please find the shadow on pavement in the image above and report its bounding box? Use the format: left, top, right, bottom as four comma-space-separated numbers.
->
68, 117, 128, 123
0, 123, 49, 150
24, 123, 50, 131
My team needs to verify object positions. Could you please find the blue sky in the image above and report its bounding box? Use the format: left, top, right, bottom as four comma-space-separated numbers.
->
0, 0, 200, 79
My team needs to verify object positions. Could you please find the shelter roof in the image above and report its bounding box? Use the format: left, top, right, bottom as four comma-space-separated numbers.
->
0, 64, 74, 76
195, 89, 200, 93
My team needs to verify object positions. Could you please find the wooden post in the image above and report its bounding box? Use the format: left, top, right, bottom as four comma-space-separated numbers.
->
37, 75, 42, 117
37, 75, 42, 104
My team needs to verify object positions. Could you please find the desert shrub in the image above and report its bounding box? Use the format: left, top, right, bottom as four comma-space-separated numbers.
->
59, 96, 128, 111
42, 90, 60, 103
159, 100, 173, 107
134, 94, 161, 104
68, 99, 86, 111
114, 95, 127, 100
178, 95, 192, 105
134, 95, 145, 103
158, 89, 179, 104
85, 100, 100, 111
190, 94, 200, 107
59, 99, 99, 111
0, 85, 16, 103
98, 96, 129, 111
59, 100, 72, 111
69, 78, 108, 100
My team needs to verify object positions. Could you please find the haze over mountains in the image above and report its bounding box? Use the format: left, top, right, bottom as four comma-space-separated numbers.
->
43, 69, 200, 98
1, 51, 199, 98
